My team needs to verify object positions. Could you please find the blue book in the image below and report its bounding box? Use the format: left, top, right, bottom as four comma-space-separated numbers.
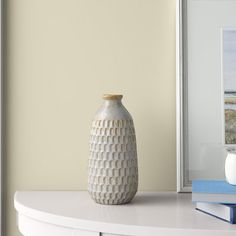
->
192, 180, 236, 204
192, 180, 236, 194
196, 202, 236, 224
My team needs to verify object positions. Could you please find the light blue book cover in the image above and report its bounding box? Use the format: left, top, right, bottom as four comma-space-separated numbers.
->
192, 180, 236, 194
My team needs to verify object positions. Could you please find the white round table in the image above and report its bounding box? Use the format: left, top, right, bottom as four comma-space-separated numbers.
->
14, 191, 236, 236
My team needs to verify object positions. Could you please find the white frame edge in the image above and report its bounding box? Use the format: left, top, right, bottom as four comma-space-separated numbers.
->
176, 0, 182, 192
176, 0, 191, 193
0, 0, 2, 233
0, 0, 2, 232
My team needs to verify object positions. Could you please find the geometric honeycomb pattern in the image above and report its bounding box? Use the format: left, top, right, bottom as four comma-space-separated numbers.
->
88, 119, 138, 205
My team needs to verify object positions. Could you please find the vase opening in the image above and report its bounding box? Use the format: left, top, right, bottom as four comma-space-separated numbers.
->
103, 94, 123, 101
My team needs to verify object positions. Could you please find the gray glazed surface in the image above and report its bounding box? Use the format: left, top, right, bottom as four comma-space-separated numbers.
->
88, 95, 138, 205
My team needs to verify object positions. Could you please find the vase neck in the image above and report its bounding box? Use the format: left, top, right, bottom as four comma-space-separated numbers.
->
104, 99, 122, 107
102, 94, 123, 107
94, 94, 132, 120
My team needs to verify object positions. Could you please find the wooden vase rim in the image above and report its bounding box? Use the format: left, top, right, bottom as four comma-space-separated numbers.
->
103, 94, 123, 100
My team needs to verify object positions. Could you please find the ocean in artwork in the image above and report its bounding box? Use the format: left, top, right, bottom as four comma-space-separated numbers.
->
224, 30, 236, 144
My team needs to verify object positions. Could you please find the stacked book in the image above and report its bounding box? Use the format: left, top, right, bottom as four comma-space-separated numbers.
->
192, 180, 236, 224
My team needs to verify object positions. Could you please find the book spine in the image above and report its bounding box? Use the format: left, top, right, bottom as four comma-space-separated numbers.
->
230, 207, 236, 224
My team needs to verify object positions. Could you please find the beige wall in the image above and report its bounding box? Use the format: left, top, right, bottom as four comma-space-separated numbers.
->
5, 0, 176, 235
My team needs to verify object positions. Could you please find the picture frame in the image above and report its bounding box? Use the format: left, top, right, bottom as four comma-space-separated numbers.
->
176, 0, 236, 192
0, 0, 1, 232
176, 0, 189, 192
0, 0, 2, 233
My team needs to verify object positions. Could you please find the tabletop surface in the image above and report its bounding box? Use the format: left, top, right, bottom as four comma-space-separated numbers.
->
14, 191, 236, 232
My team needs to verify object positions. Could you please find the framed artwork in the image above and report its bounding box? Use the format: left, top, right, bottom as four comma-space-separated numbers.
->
223, 29, 236, 145
176, 0, 236, 192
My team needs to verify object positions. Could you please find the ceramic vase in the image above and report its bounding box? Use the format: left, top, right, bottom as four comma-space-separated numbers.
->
225, 150, 236, 185
88, 94, 138, 205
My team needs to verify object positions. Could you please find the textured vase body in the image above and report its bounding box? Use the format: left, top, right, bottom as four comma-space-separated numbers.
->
225, 151, 236, 185
88, 94, 138, 204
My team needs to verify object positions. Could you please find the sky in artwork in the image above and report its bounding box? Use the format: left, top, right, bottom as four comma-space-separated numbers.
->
224, 30, 236, 92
